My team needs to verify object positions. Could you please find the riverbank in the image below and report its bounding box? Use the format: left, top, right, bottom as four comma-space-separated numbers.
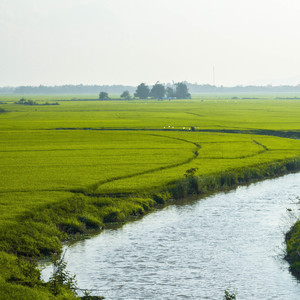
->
1, 157, 300, 299
285, 220, 300, 279
47, 173, 300, 299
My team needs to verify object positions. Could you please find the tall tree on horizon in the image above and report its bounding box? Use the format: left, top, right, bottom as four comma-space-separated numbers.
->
175, 82, 191, 99
134, 83, 150, 99
99, 91, 109, 100
150, 82, 165, 99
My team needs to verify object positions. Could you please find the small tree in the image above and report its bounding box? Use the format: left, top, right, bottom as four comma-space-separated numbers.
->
134, 83, 150, 99
26, 99, 36, 105
48, 252, 77, 296
184, 167, 198, 178
150, 82, 165, 99
99, 92, 109, 100
175, 82, 191, 99
120, 90, 131, 100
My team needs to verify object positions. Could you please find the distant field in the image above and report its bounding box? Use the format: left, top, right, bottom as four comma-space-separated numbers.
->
1, 96, 300, 131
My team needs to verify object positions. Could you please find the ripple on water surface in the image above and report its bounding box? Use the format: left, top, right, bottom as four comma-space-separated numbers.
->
42, 173, 300, 299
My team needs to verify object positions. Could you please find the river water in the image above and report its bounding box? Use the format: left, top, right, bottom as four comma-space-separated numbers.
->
42, 173, 300, 299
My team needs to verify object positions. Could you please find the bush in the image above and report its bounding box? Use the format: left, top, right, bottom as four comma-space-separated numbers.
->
285, 220, 300, 277
103, 208, 125, 223
224, 288, 237, 299
132, 197, 156, 211
59, 219, 85, 234
78, 215, 103, 230
170, 179, 189, 199
152, 192, 170, 204
16, 98, 37, 105
7, 258, 41, 288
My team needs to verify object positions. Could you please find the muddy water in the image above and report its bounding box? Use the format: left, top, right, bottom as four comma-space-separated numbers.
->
42, 173, 300, 299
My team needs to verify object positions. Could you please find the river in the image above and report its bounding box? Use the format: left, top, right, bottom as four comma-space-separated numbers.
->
42, 173, 300, 299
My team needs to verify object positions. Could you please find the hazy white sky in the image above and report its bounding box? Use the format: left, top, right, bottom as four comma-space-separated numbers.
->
1, 0, 300, 86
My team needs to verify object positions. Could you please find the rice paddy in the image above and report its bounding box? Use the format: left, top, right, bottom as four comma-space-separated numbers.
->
0, 95, 300, 298
1, 96, 300, 225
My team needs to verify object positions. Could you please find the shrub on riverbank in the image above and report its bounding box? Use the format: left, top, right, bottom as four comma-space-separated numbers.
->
285, 220, 300, 278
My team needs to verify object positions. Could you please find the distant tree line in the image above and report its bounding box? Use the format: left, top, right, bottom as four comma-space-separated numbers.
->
3, 82, 300, 95
12, 85, 136, 94
0, 87, 14, 94
99, 82, 191, 100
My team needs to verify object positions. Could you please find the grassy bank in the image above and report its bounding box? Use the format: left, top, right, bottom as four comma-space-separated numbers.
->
1, 97, 300, 298
285, 220, 300, 279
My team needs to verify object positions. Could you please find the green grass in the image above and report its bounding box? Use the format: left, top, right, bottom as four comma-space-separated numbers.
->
0, 95, 300, 298
1, 97, 300, 131
286, 220, 300, 279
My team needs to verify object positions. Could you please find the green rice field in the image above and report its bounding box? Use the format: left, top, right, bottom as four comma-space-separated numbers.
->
1, 96, 300, 298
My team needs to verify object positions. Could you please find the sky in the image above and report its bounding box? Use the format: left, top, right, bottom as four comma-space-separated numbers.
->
1, 0, 300, 87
